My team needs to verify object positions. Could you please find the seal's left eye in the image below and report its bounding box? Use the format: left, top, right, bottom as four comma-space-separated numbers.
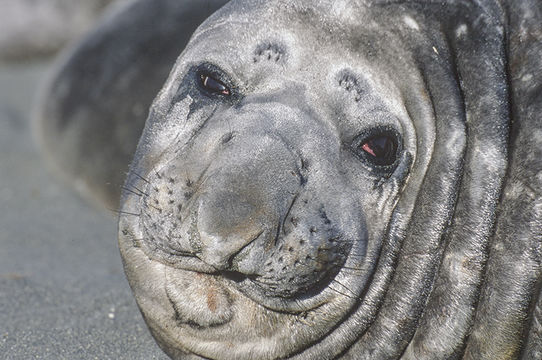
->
199, 74, 230, 96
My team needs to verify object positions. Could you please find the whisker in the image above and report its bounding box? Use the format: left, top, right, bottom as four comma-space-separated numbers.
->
132, 171, 151, 184
128, 184, 150, 197
328, 285, 356, 300
109, 208, 141, 217
148, 203, 162, 212
282, 194, 299, 236
128, 238, 143, 247
313, 258, 364, 272
122, 186, 145, 197
332, 279, 358, 298
341, 265, 364, 272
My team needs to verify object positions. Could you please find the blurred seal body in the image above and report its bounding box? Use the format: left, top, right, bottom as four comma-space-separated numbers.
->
0, 0, 115, 61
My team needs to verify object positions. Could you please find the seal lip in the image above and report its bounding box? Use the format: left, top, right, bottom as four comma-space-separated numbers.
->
121, 222, 357, 314
226, 274, 338, 313
136, 250, 341, 313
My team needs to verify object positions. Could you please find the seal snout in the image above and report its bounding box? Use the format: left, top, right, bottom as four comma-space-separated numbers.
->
193, 133, 302, 272
139, 129, 304, 274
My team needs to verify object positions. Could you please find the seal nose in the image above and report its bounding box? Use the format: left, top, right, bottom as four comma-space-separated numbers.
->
196, 186, 269, 270
195, 134, 301, 271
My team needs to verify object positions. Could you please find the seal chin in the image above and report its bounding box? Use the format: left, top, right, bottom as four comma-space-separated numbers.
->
165, 268, 235, 328
162, 265, 332, 329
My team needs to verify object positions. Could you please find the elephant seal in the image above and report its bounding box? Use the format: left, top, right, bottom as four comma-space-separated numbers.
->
35, 0, 542, 359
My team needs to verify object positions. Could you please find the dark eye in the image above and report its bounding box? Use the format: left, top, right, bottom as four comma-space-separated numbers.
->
199, 73, 231, 96
355, 131, 400, 167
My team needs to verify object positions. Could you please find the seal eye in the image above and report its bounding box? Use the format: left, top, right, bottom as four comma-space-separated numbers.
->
353, 129, 401, 169
360, 135, 398, 166
199, 73, 231, 96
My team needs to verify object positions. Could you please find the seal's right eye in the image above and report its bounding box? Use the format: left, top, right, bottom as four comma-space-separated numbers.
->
352, 127, 402, 174
360, 134, 398, 166
198, 72, 231, 96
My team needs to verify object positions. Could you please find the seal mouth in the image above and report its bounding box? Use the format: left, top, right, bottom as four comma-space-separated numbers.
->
130, 177, 358, 312
122, 207, 356, 313
133, 237, 348, 313
171, 268, 340, 314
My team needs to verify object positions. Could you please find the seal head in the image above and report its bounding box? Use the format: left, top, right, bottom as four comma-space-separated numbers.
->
119, 1, 419, 358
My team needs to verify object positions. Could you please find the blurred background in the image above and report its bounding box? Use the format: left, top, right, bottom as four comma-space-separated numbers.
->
0, 1, 167, 358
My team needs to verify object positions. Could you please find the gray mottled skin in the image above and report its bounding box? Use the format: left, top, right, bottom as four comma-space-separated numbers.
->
35, 0, 541, 359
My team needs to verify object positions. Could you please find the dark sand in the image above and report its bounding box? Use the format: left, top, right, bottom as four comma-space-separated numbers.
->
0, 62, 167, 359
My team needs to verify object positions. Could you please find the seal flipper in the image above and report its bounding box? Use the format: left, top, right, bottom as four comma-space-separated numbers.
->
34, 0, 229, 209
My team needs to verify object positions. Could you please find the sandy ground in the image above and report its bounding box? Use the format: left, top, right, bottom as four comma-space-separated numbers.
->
0, 62, 167, 358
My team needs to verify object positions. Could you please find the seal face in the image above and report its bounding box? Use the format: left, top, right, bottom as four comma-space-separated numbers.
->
118, 1, 419, 358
